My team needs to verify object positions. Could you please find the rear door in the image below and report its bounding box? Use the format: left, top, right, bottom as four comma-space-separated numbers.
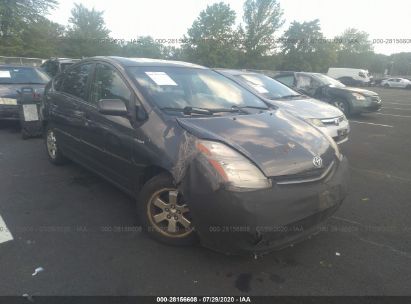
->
48, 63, 94, 158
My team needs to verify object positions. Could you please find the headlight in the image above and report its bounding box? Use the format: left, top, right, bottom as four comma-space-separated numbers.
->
196, 140, 272, 191
305, 120, 342, 160
306, 118, 325, 127
352, 93, 366, 100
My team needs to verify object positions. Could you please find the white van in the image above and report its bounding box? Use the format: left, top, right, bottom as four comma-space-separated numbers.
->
327, 68, 372, 86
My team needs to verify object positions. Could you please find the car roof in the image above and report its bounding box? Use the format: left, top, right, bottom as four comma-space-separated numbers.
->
89, 56, 207, 69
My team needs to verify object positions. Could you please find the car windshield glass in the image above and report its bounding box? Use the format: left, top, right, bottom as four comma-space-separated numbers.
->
313, 74, 345, 88
236, 73, 301, 99
0, 67, 50, 84
128, 67, 268, 113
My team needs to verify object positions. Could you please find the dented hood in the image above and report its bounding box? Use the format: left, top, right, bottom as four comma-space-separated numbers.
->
177, 109, 335, 177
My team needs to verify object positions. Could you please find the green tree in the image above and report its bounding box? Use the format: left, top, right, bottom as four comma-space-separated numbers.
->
280, 19, 336, 72
240, 0, 284, 60
182, 2, 239, 67
390, 53, 411, 76
0, 0, 57, 56
335, 28, 373, 53
121, 36, 163, 58
20, 18, 64, 58
62, 3, 112, 57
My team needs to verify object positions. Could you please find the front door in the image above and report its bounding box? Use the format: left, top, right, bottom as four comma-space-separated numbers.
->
88, 62, 138, 190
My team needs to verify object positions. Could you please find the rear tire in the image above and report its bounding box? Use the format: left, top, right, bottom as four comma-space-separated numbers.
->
45, 125, 68, 165
137, 173, 197, 246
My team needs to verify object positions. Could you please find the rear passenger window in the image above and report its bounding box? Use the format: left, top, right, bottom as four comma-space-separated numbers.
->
61, 63, 93, 100
91, 63, 131, 105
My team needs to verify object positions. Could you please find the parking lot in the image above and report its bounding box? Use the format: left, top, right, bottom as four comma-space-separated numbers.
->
0, 87, 410, 296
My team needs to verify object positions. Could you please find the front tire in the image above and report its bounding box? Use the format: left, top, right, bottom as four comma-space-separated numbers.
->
333, 99, 350, 116
384, 83, 390, 88
45, 125, 68, 165
137, 173, 197, 246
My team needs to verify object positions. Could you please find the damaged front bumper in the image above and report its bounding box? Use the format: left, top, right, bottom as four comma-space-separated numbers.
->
181, 156, 349, 256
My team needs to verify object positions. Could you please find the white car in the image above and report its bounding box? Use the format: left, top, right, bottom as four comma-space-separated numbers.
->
217, 69, 350, 144
327, 68, 372, 86
381, 78, 411, 89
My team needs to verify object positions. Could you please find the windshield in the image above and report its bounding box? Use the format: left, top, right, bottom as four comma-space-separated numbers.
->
0, 67, 50, 84
313, 74, 345, 88
236, 73, 301, 99
128, 67, 268, 112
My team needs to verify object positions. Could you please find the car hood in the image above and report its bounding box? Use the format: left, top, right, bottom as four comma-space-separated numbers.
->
0, 84, 45, 100
266, 97, 344, 119
176, 109, 335, 178
330, 86, 378, 96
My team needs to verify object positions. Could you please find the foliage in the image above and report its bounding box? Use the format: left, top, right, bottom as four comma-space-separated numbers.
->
240, 0, 284, 56
0, 0, 58, 56
335, 28, 374, 53
62, 3, 112, 57
182, 2, 239, 67
0, 0, 408, 76
280, 19, 337, 72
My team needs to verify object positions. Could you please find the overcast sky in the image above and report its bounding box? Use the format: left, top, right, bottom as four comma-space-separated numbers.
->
48, 0, 411, 55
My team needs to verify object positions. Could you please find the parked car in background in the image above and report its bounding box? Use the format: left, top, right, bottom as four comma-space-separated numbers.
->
41, 58, 80, 77
273, 72, 382, 116
0, 65, 50, 120
41, 56, 348, 255
327, 68, 372, 86
216, 69, 350, 144
380, 78, 411, 89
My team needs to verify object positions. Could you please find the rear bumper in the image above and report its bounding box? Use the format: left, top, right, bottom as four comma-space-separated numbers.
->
181, 156, 349, 256
0, 105, 19, 120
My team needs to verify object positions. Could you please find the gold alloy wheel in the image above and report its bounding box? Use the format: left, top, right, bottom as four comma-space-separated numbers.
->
147, 188, 193, 238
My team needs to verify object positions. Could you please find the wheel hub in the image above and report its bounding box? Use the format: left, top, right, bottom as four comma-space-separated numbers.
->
47, 130, 57, 159
148, 189, 193, 238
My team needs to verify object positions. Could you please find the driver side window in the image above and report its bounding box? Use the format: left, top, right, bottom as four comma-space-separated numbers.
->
296, 74, 320, 95
91, 63, 131, 106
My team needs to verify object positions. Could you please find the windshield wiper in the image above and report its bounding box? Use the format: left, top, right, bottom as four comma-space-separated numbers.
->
161, 106, 250, 116
278, 94, 303, 99
160, 106, 214, 115
236, 105, 269, 110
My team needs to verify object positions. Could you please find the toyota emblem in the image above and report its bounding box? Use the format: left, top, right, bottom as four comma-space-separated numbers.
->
313, 156, 323, 168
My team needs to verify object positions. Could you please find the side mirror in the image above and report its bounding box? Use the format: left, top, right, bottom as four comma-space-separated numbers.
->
97, 99, 128, 116
136, 104, 148, 121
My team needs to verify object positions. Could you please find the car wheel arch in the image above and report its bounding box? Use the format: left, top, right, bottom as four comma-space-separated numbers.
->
140, 165, 173, 189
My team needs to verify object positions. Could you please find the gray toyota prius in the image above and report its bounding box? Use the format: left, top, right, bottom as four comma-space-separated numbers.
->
41, 56, 349, 255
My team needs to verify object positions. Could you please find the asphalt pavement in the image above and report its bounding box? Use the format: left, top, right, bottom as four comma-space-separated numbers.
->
0, 88, 410, 296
